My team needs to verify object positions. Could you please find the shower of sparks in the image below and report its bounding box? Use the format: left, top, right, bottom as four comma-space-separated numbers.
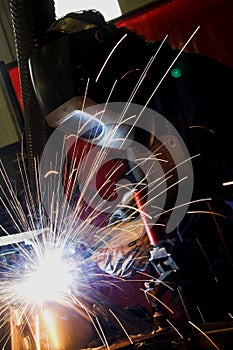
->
0, 26, 231, 350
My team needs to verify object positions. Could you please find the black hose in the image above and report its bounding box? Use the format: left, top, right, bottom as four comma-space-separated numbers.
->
9, 0, 56, 196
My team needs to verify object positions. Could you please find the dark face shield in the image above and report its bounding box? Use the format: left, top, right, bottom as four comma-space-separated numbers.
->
29, 24, 156, 149
28, 28, 121, 122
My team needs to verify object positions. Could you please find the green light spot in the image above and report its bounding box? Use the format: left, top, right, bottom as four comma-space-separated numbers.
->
171, 67, 182, 78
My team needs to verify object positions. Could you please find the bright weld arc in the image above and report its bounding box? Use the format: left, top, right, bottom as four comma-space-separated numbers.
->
17, 250, 74, 304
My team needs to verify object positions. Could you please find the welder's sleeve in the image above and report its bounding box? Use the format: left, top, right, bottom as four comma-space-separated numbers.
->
91, 227, 150, 278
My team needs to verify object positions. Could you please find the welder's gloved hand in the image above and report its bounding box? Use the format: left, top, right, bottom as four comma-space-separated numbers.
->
108, 190, 140, 225
92, 190, 150, 278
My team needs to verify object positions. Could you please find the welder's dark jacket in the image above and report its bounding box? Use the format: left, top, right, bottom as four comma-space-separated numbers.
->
104, 40, 233, 255
90, 39, 233, 318
66, 39, 233, 320
142, 42, 233, 319
148, 42, 233, 236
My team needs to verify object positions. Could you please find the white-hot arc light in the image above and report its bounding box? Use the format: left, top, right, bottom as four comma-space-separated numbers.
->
18, 249, 73, 304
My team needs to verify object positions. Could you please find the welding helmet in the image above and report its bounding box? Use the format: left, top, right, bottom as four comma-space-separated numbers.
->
29, 9, 155, 149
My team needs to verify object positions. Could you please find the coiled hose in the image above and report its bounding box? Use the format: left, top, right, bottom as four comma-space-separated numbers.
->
9, 0, 56, 196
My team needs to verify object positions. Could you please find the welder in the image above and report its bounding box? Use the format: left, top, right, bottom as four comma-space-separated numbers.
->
29, 9, 233, 330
